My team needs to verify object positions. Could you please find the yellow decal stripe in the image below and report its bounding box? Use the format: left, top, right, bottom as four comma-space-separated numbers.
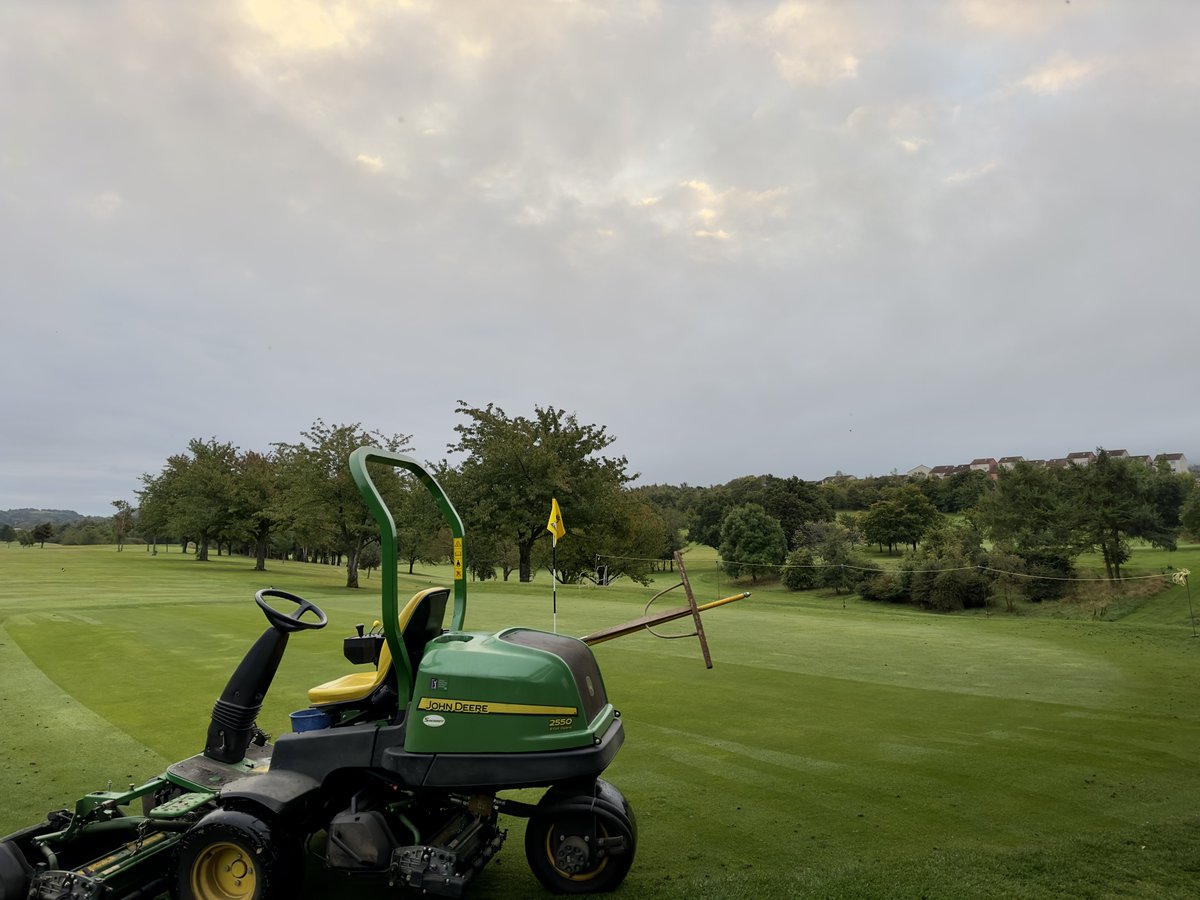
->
418, 697, 577, 716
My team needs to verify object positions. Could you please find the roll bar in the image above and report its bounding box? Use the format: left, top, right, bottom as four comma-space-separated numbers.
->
348, 446, 467, 700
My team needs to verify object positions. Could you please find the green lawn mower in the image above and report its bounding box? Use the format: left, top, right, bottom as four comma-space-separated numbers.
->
1, 448, 638, 899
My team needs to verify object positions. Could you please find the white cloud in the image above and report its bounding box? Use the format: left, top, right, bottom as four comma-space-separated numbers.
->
1017, 57, 1097, 96
240, 0, 370, 51
943, 160, 997, 185
713, 1, 869, 86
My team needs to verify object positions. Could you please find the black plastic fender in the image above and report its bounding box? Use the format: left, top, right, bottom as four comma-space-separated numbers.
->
220, 770, 320, 819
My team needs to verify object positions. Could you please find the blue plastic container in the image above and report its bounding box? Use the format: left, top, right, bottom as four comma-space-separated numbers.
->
289, 708, 333, 732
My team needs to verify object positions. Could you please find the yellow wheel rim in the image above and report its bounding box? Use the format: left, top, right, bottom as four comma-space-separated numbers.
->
545, 821, 610, 882
190, 840, 258, 899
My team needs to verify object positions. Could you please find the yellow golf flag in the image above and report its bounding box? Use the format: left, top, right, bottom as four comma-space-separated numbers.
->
546, 497, 566, 547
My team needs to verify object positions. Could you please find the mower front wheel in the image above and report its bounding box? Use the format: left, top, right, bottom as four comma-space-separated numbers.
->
524, 779, 637, 894
172, 809, 302, 900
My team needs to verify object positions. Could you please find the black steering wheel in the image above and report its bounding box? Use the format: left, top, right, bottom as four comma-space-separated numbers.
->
255, 588, 328, 633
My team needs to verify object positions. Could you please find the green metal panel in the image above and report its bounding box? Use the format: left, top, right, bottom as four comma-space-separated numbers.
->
348, 447, 468, 703
405, 632, 613, 754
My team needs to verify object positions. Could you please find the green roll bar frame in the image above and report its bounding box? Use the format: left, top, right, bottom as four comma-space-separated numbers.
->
348, 446, 467, 701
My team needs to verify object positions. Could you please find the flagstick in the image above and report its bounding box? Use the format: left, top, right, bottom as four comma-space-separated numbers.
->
552, 540, 558, 634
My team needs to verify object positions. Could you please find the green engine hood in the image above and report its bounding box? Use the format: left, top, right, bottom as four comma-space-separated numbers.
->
405, 628, 614, 754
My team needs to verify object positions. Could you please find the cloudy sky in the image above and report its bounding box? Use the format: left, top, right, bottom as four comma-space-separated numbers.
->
2, 0, 1198, 515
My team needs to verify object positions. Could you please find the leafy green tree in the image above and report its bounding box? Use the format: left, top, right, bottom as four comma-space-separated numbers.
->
686, 485, 732, 549
862, 485, 939, 554
836, 512, 864, 548
689, 476, 831, 551
229, 450, 279, 571
974, 461, 1080, 553
1068, 449, 1181, 580
135, 476, 174, 553
17, 529, 35, 547
718, 503, 786, 582
985, 545, 1027, 613
781, 548, 818, 590
543, 490, 668, 586
0, 523, 15, 544
449, 402, 633, 583
1182, 491, 1200, 539
141, 439, 238, 560
946, 470, 994, 513
31, 522, 53, 548
861, 498, 903, 554
111, 500, 135, 551
395, 470, 453, 575
275, 420, 410, 589
358, 541, 381, 579
900, 521, 988, 611
816, 536, 874, 594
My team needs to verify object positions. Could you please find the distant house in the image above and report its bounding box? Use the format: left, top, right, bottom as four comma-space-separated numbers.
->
821, 473, 858, 483
1067, 451, 1096, 467
970, 458, 998, 478
928, 465, 957, 479
1155, 452, 1191, 475
1045, 458, 1070, 469
1130, 455, 1152, 467
998, 456, 1024, 469
1108, 449, 1130, 459
907, 464, 932, 478
952, 464, 972, 475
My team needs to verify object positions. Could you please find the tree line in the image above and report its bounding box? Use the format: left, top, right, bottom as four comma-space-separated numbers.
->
10, 412, 1197, 614
703, 450, 1196, 611
92, 405, 683, 589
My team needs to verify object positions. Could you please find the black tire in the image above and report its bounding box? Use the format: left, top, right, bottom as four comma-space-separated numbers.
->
172, 809, 303, 900
524, 779, 636, 894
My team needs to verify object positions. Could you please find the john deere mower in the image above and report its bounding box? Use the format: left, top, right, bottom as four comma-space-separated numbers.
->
1, 447, 746, 899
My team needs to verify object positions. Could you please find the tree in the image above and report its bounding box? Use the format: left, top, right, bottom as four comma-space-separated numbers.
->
229, 450, 279, 571
1069, 449, 1180, 581
1183, 491, 1200, 539
135, 475, 174, 554
985, 545, 1027, 613
861, 498, 903, 554
358, 541, 381, 579
111, 500, 135, 551
718, 503, 786, 582
141, 439, 239, 561
275, 420, 411, 589
31, 522, 53, 548
543, 490, 668, 586
0, 523, 15, 544
395, 470, 452, 575
781, 548, 819, 591
975, 461, 1080, 553
688, 475, 831, 551
449, 402, 633, 583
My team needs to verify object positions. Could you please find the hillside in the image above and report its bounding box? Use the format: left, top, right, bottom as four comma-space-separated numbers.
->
0, 508, 86, 529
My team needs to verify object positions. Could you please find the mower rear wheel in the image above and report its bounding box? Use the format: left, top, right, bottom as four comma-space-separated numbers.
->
524, 779, 636, 894
172, 809, 301, 900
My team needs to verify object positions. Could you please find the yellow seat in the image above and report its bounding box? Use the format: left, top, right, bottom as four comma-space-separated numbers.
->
308, 587, 449, 706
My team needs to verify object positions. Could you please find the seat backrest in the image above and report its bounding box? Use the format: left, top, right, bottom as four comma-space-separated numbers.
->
399, 587, 450, 681
306, 587, 450, 708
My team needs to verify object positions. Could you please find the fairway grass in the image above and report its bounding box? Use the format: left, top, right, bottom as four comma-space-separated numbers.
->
2, 543, 1199, 898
